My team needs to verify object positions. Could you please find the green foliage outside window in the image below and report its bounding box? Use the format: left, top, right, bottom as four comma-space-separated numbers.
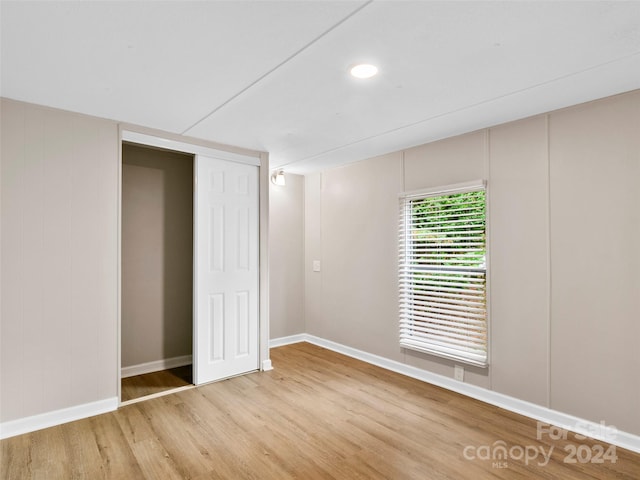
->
410, 190, 486, 269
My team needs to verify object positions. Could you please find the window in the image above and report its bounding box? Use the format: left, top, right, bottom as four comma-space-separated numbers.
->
399, 181, 488, 367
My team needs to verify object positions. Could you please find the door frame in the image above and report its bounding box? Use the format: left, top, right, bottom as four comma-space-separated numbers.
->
117, 126, 271, 405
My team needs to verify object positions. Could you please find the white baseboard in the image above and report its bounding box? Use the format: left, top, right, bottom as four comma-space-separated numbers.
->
261, 359, 273, 371
269, 334, 307, 348
269, 334, 640, 454
0, 397, 118, 440
121, 355, 192, 378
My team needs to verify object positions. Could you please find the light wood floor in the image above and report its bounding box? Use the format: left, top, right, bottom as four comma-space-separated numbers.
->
121, 365, 192, 402
2, 342, 639, 479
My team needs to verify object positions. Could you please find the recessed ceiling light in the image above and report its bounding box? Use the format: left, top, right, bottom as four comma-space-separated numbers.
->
350, 64, 378, 79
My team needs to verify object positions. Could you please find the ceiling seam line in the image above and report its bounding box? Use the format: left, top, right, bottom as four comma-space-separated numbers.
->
179, 0, 374, 136
276, 49, 640, 169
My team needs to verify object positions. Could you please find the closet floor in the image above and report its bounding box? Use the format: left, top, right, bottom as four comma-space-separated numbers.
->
121, 365, 192, 402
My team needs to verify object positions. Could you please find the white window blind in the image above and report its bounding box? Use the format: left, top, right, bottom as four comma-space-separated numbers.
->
399, 181, 488, 367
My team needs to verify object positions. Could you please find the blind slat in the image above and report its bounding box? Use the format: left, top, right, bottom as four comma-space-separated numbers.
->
400, 290, 485, 303
401, 294, 485, 308
399, 339, 487, 367
399, 278, 486, 291
402, 301, 486, 317
401, 313, 487, 330
400, 330, 486, 350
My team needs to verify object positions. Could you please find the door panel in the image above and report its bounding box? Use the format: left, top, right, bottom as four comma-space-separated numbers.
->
194, 155, 259, 384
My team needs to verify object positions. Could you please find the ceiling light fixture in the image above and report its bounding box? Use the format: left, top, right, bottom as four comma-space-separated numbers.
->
350, 63, 378, 79
271, 169, 286, 186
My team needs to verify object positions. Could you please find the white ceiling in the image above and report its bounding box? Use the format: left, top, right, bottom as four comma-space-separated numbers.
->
2, 1, 639, 174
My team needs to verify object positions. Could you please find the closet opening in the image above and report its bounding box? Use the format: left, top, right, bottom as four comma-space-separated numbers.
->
121, 142, 195, 403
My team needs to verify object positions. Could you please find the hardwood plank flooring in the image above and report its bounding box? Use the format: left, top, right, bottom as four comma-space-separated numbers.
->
2, 342, 639, 479
121, 365, 192, 402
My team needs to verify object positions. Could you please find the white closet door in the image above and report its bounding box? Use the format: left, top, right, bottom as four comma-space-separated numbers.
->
194, 155, 259, 385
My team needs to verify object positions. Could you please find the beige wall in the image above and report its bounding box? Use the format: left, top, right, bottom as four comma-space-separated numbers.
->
1, 98, 119, 422
121, 144, 193, 368
315, 153, 403, 360
304, 173, 323, 338
549, 94, 640, 433
269, 174, 305, 339
488, 116, 550, 405
304, 90, 640, 435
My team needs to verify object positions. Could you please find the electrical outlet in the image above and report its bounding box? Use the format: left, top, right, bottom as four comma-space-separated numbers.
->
454, 365, 464, 382
312, 260, 321, 272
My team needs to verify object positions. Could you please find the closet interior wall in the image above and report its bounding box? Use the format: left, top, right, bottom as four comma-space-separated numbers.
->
121, 143, 194, 372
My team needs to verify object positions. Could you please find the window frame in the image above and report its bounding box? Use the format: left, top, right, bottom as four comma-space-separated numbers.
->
398, 180, 489, 368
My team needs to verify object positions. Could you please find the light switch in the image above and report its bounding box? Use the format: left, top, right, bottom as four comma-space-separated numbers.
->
313, 260, 321, 272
